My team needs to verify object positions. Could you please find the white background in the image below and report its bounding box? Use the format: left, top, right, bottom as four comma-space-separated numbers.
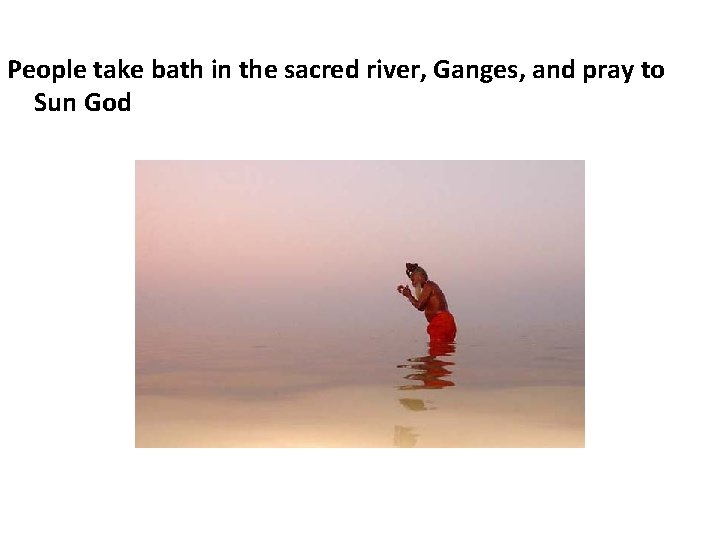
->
1, 1, 719, 539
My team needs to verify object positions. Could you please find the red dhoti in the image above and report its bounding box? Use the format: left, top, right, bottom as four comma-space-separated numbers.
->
427, 311, 457, 342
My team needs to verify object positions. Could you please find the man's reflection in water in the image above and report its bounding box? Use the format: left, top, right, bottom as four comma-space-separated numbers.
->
398, 398, 435, 411
396, 341, 456, 391
393, 342, 456, 447
393, 425, 420, 447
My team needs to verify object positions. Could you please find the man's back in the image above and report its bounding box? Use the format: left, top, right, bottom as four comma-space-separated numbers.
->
423, 281, 449, 322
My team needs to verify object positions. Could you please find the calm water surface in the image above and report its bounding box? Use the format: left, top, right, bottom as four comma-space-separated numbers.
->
136, 324, 584, 447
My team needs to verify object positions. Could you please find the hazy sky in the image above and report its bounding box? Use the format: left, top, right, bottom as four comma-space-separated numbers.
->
136, 161, 584, 332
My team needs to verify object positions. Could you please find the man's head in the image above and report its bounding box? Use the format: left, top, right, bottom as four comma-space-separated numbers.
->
411, 268, 428, 287
406, 262, 428, 296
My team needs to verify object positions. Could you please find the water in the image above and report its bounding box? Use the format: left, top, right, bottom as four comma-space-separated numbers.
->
135, 323, 584, 447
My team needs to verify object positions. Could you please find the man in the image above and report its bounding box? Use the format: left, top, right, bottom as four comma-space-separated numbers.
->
397, 263, 457, 342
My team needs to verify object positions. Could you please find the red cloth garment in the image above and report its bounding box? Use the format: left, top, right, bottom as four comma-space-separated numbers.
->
426, 311, 457, 343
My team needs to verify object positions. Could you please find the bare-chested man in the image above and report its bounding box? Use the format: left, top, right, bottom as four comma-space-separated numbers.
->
396, 263, 457, 342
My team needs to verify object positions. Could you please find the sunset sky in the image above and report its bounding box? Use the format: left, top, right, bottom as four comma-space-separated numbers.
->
136, 161, 584, 333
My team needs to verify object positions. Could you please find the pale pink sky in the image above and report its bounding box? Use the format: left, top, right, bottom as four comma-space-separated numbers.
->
136, 161, 583, 331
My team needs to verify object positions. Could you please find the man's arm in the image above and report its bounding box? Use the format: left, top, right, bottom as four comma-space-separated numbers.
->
404, 284, 432, 311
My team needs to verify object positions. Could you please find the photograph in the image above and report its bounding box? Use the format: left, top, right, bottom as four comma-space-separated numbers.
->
136, 160, 585, 447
